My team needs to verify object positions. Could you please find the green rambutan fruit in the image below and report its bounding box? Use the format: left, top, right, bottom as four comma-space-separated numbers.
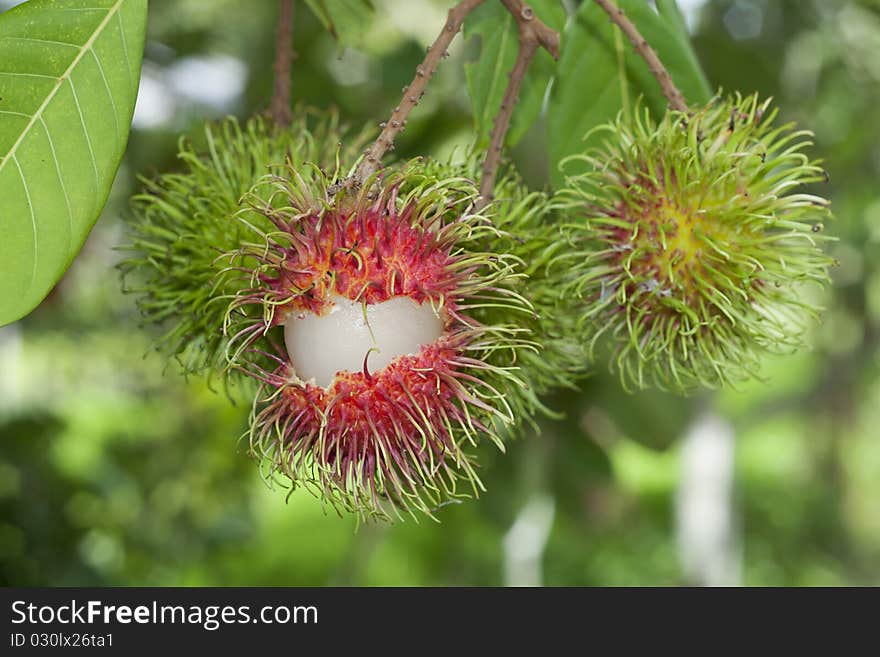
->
412, 158, 589, 414
556, 94, 834, 392
223, 157, 581, 519
121, 109, 369, 379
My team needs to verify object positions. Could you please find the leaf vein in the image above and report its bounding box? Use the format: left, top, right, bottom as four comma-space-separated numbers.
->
67, 77, 100, 201
11, 155, 37, 293
0, 71, 60, 81
116, 10, 133, 88
89, 47, 121, 143
39, 116, 74, 261
0, 35, 81, 48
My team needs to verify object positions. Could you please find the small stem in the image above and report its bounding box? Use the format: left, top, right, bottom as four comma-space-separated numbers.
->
270, 0, 296, 127
477, 0, 560, 209
596, 0, 689, 112
353, 0, 487, 184
478, 41, 537, 208
594, 0, 688, 113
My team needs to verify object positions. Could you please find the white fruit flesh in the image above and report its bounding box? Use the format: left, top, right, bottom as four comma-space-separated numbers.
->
283, 295, 445, 388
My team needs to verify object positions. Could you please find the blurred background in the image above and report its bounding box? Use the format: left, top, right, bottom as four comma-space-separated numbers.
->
1, 0, 878, 586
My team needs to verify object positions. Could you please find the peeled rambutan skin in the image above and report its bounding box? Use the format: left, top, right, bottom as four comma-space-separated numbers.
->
225, 162, 540, 519
557, 94, 835, 392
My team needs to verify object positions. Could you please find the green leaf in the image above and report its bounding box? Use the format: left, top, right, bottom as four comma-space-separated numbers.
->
0, 0, 147, 326
464, 0, 566, 149
303, 0, 373, 49
655, 0, 690, 40
588, 374, 696, 451
546, 0, 711, 188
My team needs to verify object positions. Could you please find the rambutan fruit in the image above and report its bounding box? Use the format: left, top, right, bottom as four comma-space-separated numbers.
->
556, 94, 834, 392
123, 106, 582, 518
121, 110, 369, 379
401, 157, 588, 415
224, 158, 582, 519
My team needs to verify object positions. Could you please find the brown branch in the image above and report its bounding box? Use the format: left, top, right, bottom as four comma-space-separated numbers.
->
270, 0, 296, 127
594, 0, 688, 113
351, 0, 560, 197
353, 0, 487, 184
478, 41, 537, 209
500, 0, 560, 57
477, 0, 560, 209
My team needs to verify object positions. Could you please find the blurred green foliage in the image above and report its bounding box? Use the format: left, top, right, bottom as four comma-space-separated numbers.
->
1, 0, 878, 585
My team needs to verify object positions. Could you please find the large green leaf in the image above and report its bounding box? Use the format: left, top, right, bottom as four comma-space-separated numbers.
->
0, 0, 147, 325
546, 0, 711, 188
464, 0, 566, 149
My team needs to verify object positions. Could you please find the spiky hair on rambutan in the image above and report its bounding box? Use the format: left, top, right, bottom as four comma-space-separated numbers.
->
413, 157, 589, 413
121, 109, 369, 380
556, 93, 834, 392
222, 158, 579, 519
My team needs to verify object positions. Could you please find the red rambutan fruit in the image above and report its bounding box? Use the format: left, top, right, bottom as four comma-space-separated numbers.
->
224, 161, 542, 519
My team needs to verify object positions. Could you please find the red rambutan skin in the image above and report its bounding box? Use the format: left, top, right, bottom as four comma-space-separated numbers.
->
261, 202, 461, 321
232, 193, 511, 516
255, 335, 494, 507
